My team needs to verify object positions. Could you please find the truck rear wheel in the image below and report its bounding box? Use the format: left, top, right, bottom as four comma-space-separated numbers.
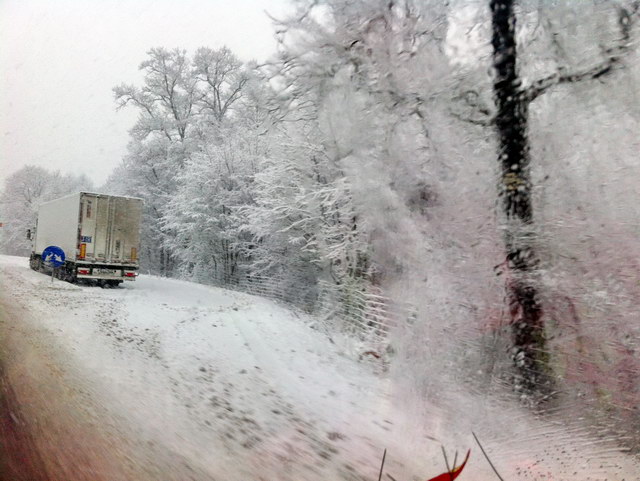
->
64, 266, 77, 283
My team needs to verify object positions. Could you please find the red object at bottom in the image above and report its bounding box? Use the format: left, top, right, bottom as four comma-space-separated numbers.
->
426, 449, 470, 481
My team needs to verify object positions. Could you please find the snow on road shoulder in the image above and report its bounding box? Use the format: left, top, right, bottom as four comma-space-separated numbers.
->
0, 255, 421, 480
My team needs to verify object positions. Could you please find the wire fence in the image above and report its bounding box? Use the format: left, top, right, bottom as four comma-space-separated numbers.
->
314, 280, 398, 345
204, 271, 413, 349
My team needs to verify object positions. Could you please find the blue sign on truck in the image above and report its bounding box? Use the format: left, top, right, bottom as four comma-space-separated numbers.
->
42, 245, 66, 267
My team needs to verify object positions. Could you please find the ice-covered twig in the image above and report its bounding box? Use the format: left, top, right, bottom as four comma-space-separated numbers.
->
377, 448, 387, 481
440, 445, 452, 476
472, 431, 505, 481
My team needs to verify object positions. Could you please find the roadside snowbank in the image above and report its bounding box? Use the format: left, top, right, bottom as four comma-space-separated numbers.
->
1, 256, 419, 480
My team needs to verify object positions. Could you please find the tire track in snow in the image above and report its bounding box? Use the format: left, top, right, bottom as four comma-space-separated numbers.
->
230, 312, 380, 481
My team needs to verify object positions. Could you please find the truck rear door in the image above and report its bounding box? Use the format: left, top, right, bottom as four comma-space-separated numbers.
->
107, 196, 142, 264
79, 194, 120, 263
78, 194, 142, 265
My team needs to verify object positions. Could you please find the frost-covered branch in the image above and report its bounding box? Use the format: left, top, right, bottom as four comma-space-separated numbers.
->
524, 1, 640, 102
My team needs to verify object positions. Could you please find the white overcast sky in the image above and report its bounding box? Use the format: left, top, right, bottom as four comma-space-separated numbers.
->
0, 0, 290, 187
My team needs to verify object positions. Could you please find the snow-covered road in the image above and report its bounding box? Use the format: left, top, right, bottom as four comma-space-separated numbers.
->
0, 255, 421, 480
2, 255, 638, 481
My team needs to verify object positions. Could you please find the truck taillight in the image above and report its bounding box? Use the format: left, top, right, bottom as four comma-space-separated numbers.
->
78, 268, 90, 275
124, 271, 136, 278
78, 243, 87, 259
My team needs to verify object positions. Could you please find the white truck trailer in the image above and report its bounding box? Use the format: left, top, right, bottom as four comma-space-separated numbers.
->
29, 192, 143, 286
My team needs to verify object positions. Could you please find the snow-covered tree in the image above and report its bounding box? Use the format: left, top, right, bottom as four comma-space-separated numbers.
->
193, 46, 248, 125
114, 47, 199, 143
263, 0, 640, 445
162, 122, 263, 284
116, 136, 188, 275
113, 47, 251, 275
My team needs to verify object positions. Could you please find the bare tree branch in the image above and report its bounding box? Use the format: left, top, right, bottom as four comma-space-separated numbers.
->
450, 110, 495, 126
524, 1, 640, 102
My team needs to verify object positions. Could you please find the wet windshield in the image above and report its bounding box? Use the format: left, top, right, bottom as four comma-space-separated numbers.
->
1, 1, 639, 480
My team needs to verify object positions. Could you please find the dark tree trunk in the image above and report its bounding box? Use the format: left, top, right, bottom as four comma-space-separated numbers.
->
490, 0, 550, 395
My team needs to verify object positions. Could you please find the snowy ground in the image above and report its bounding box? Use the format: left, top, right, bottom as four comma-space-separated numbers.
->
1, 255, 638, 481
0, 255, 421, 480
